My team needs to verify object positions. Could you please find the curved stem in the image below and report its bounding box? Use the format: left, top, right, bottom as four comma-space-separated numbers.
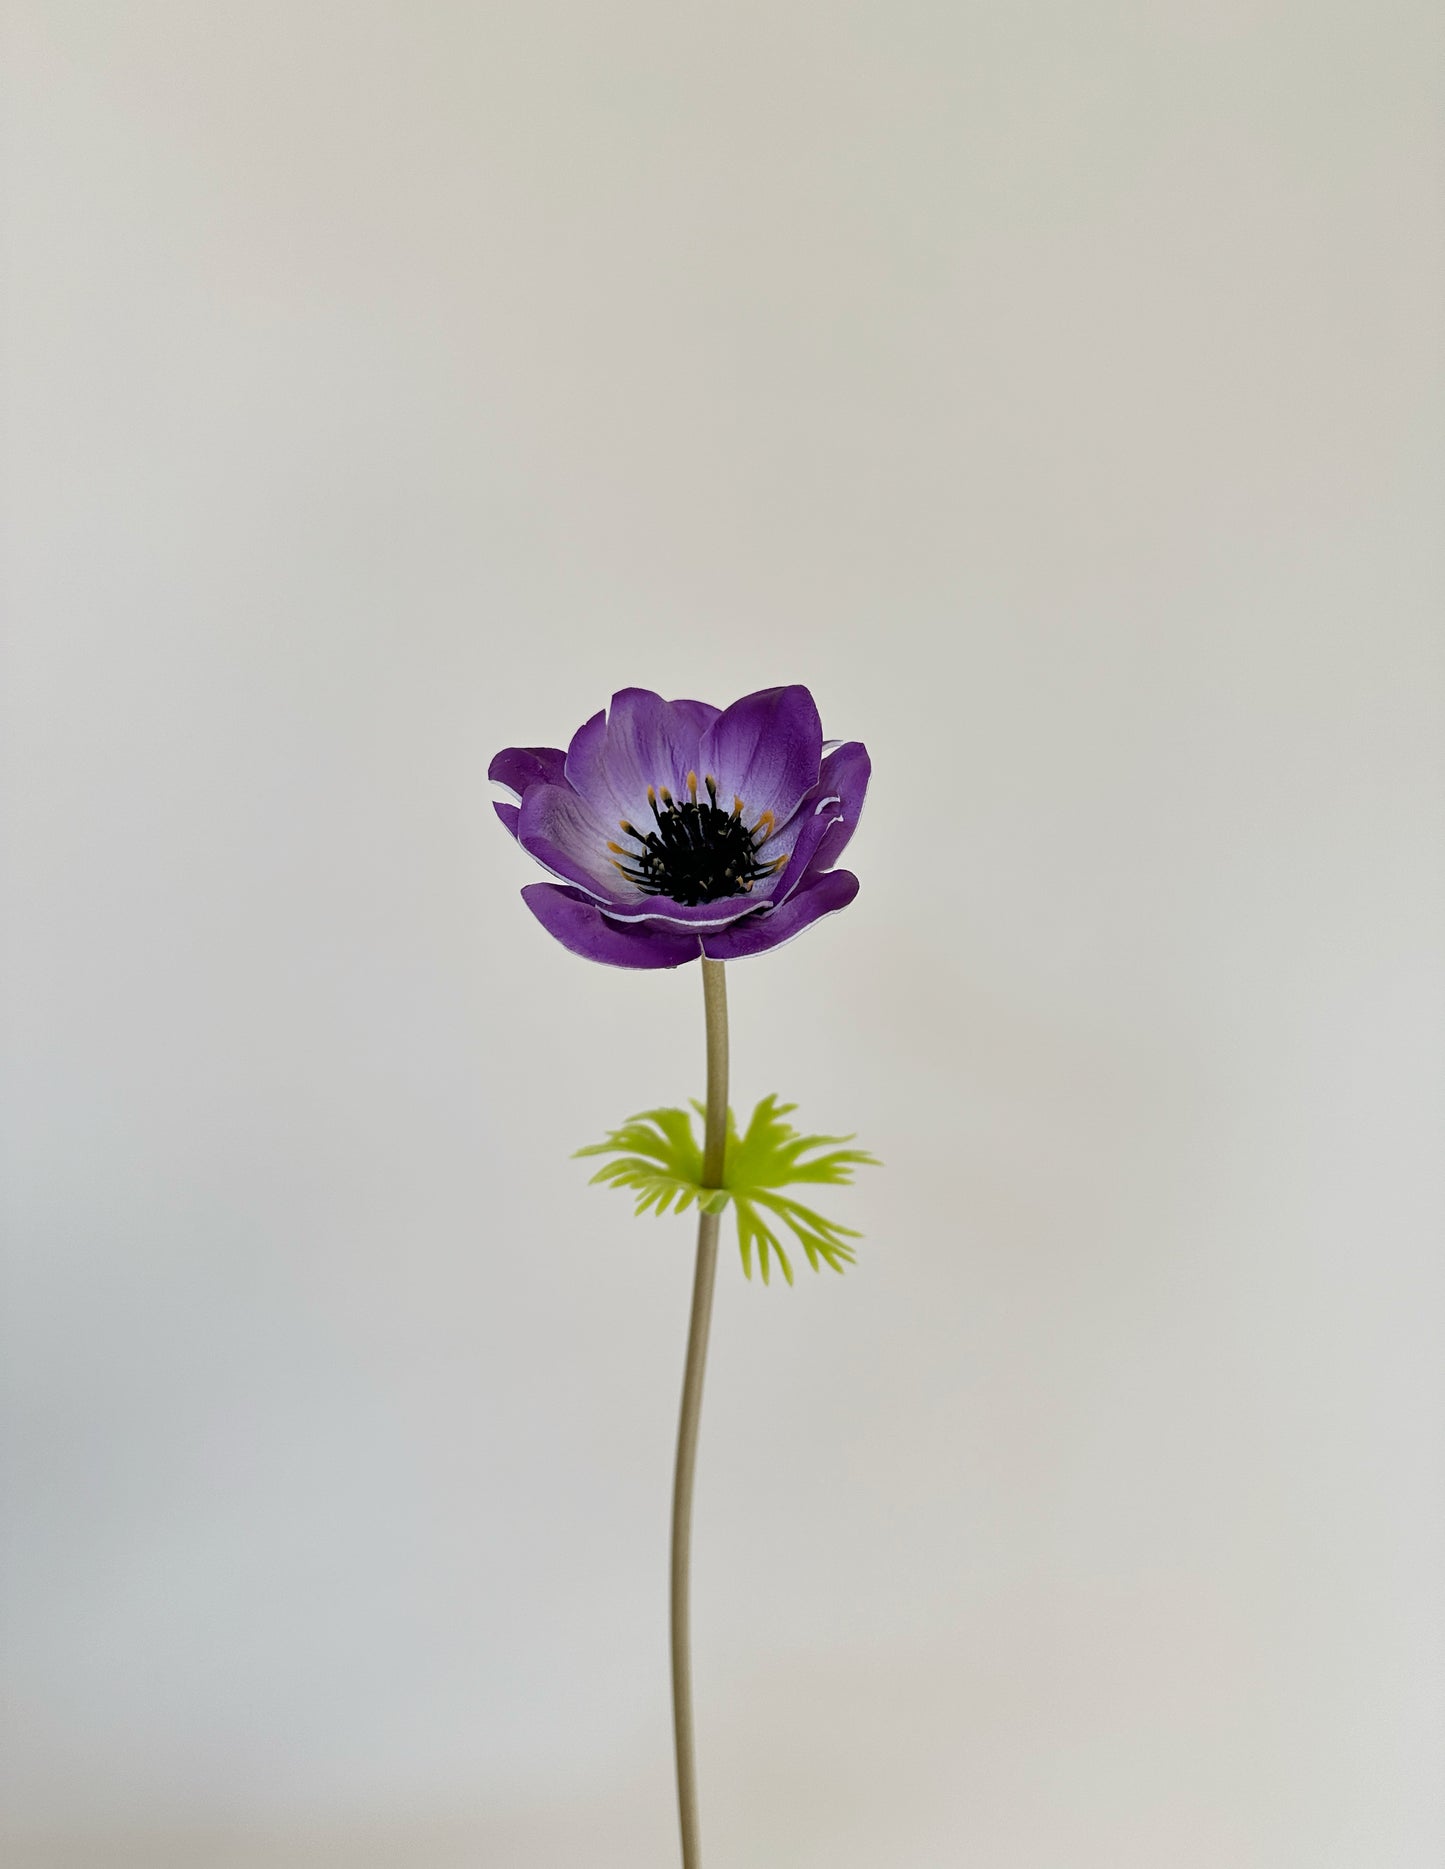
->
671, 957, 728, 1868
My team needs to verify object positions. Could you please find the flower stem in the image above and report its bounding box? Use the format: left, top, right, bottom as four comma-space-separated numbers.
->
670, 957, 728, 1868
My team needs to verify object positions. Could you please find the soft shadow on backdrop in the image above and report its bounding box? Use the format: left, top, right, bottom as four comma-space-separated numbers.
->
2, 4, 1442, 1865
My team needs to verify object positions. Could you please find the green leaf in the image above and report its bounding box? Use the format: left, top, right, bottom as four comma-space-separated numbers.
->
573, 1094, 881, 1286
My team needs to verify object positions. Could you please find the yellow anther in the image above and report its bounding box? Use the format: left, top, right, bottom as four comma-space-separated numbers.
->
687, 770, 698, 798
647, 783, 657, 801
731, 794, 744, 818
607, 841, 626, 854
771, 853, 789, 870
751, 809, 775, 839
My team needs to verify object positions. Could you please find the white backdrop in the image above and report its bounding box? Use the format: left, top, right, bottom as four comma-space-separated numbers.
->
3, 4, 1443, 1864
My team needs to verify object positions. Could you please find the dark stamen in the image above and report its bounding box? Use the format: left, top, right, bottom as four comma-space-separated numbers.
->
606, 771, 782, 906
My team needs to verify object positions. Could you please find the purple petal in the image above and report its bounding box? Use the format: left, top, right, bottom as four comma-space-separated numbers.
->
521, 884, 700, 970
752, 793, 846, 907
696, 686, 823, 828
564, 689, 719, 822
699, 868, 860, 961
795, 741, 870, 888
517, 783, 622, 901
561, 708, 608, 804
493, 800, 521, 838
590, 889, 774, 930
488, 744, 569, 802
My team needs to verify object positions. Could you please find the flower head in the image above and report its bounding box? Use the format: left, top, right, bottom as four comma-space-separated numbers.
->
490, 685, 869, 968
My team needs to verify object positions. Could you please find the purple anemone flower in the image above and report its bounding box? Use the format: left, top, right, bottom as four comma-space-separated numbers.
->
489, 684, 869, 969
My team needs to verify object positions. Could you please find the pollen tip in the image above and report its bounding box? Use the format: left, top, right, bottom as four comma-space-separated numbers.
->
607, 841, 625, 853
686, 770, 698, 797
647, 783, 656, 800
660, 785, 673, 802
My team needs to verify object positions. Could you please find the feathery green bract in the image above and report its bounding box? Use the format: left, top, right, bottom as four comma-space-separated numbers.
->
573, 1094, 881, 1287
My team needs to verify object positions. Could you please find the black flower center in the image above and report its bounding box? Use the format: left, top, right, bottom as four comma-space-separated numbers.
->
607, 771, 787, 906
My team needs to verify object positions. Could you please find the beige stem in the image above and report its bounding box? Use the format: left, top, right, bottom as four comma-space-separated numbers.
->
669, 957, 728, 1868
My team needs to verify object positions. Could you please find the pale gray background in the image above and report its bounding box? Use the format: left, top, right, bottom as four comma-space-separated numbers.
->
2, 4, 1443, 1865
